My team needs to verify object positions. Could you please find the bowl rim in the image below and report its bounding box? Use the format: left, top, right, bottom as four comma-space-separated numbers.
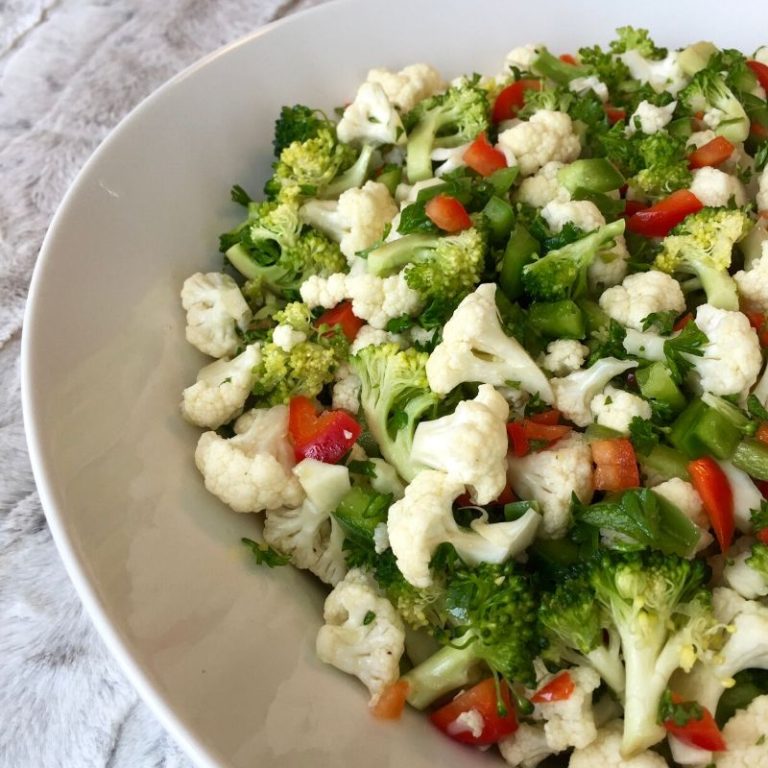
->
19, 2, 350, 765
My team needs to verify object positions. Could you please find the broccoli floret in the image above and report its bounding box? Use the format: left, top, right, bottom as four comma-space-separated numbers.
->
539, 573, 625, 696
272, 104, 332, 157
222, 192, 346, 299
402, 560, 539, 709
578, 45, 632, 93
404, 82, 490, 182
531, 47, 589, 85
680, 66, 750, 144
609, 26, 667, 59
747, 542, 768, 579
522, 219, 626, 302
589, 550, 721, 756
366, 227, 486, 308
350, 344, 440, 482
654, 207, 751, 311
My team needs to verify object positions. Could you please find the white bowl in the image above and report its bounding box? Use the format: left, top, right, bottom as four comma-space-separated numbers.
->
21, 1, 764, 765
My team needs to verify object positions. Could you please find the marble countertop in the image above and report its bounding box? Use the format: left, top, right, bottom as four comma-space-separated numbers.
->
0, 2, 325, 765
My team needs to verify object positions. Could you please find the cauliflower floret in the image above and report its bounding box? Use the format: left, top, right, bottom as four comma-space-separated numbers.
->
387, 470, 541, 587
336, 82, 405, 146
497, 110, 581, 176
507, 433, 594, 538
690, 167, 747, 208
431, 141, 472, 177
194, 406, 303, 513
263, 458, 351, 585
332, 363, 361, 413
181, 272, 252, 358
758, 166, 768, 212
515, 161, 571, 207
705, 694, 768, 767
542, 200, 605, 234
346, 272, 422, 329
536, 667, 601, 751
589, 386, 652, 435
541, 339, 589, 377
599, 270, 687, 331
350, 324, 401, 354
756, 46, 768, 66
722, 537, 768, 600
445, 709, 486, 740
569, 76, 609, 102
426, 283, 554, 402
499, 723, 555, 768
653, 477, 713, 554
734, 244, 768, 313
299, 272, 349, 309
272, 324, 306, 352
366, 63, 446, 112
589, 237, 630, 292
181, 343, 260, 429
652, 478, 708, 529
551, 358, 639, 428
626, 100, 677, 135
686, 129, 717, 149
315, 568, 405, 704
411, 384, 510, 504
568, 720, 668, 767
299, 181, 398, 263
619, 50, 689, 96
692, 304, 762, 398
503, 44, 543, 74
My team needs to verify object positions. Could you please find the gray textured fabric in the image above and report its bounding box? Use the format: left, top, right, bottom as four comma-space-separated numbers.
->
0, 2, 326, 765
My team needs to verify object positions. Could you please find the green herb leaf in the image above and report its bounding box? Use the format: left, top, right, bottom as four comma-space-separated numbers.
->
664, 323, 708, 384
241, 537, 290, 567
659, 689, 704, 727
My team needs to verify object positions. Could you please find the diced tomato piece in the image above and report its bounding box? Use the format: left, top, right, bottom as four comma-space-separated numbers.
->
591, 438, 641, 492
288, 396, 362, 463
522, 421, 572, 444
531, 672, 575, 704
455, 484, 517, 509
424, 194, 472, 233
370, 680, 409, 720
757, 527, 768, 545
495, 483, 517, 505
559, 53, 578, 65
688, 457, 734, 552
688, 136, 734, 169
673, 312, 693, 332
315, 300, 364, 342
507, 422, 530, 458
751, 122, 768, 141
760, 210, 768, 220
746, 310, 766, 331
492, 79, 542, 122
623, 199, 648, 218
463, 133, 507, 177
528, 409, 562, 426
747, 60, 768, 91
757, 480, 768, 500
756, 423, 768, 446
627, 189, 704, 238
663, 694, 726, 752
604, 105, 627, 124
430, 678, 518, 746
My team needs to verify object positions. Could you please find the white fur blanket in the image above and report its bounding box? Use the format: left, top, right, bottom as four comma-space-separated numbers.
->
0, 1, 324, 765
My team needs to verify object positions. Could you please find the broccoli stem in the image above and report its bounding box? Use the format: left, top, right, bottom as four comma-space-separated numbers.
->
366, 234, 437, 276
402, 633, 483, 710
733, 438, 768, 480
532, 48, 589, 85
696, 262, 740, 312
322, 144, 375, 198
638, 444, 691, 482
226, 243, 260, 280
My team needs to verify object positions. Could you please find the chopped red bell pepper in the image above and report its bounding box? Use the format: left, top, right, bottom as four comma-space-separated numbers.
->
756, 423, 768, 446
492, 79, 542, 122
507, 422, 530, 458
424, 194, 473, 233
688, 136, 734, 169
463, 133, 507, 177
688, 457, 734, 552
527, 409, 562, 426
370, 680, 409, 720
522, 421, 572, 444
627, 189, 704, 238
591, 438, 640, 492
288, 396, 362, 463
673, 312, 694, 332
747, 60, 768, 91
559, 53, 578, 65
662, 693, 726, 752
751, 122, 768, 141
430, 678, 518, 746
531, 672, 575, 704
604, 105, 627, 124
315, 300, 365, 343
623, 199, 649, 218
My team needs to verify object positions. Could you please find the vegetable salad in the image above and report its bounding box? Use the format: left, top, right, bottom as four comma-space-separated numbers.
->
180, 27, 768, 767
